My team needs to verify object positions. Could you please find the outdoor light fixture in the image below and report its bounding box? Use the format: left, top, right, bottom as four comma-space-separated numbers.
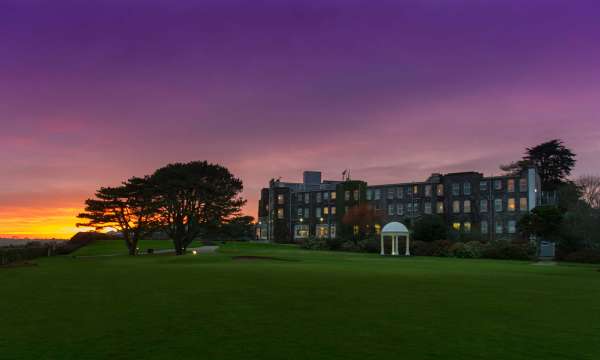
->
192, 250, 197, 255
320, 217, 324, 222
300, 218, 304, 222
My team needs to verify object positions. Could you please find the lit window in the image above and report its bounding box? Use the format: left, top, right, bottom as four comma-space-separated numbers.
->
480, 181, 488, 192
305, 193, 310, 204
277, 194, 285, 205
519, 178, 528, 192
452, 222, 461, 231
294, 225, 309, 239
353, 225, 359, 235
425, 185, 432, 197
494, 179, 502, 190
331, 206, 336, 215
520, 197, 528, 212
495, 221, 503, 234
508, 220, 516, 234
316, 208, 321, 218
508, 198, 516, 212
436, 184, 444, 196
436, 202, 444, 214
374, 224, 381, 235
464, 200, 471, 213
452, 200, 460, 213
452, 183, 460, 196
316, 224, 329, 239
345, 191, 350, 201
397, 203, 404, 215
374, 189, 381, 200
413, 185, 419, 195
331, 192, 337, 200
464, 222, 471, 233
481, 221, 488, 234
330, 224, 336, 238
480, 200, 488, 213
464, 183, 471, 195
507, 179, 515, 193
316, 192, 322, 203
304, 208, 310, 218
277, 208, 284, 219
367, 190, 373, 200
388, 204, 394, 216
323, 207, 329, 215
494, 198, 503, 212
424, 202, 432, 214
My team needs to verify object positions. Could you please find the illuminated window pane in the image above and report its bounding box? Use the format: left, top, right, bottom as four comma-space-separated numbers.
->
508, 198, 516, 212
452, 222, 461, 231
464, 222, 471, 233
464, 200, 471, 213
520, 197, 528, 211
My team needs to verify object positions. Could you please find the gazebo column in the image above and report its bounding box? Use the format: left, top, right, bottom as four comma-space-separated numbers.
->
392, 235, 398, 256
405, 234, 411, 256
380, 234, 385, 256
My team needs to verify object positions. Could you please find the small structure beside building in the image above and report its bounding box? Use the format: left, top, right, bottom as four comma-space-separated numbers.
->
381, 222, 410, 256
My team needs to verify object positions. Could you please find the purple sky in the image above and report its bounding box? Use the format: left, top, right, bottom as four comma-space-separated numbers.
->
1, 0, 599, 237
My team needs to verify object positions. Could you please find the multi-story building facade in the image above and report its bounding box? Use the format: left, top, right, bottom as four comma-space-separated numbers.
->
257, 168, 541, 243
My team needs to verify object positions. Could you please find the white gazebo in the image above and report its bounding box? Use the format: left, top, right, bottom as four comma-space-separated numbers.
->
381, 222, 411, 256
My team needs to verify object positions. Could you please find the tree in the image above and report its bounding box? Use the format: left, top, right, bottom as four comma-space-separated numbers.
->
151, 161, 245, 255
500, 139, 576, 191
577, 175, 600, 209
214, 215, 255, 241
412, 215, 447, 242
517, 205, 563, 241
77, 177, 157, 256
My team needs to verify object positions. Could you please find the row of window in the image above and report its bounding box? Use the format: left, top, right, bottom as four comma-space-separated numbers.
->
379, 197, 529, 216
295, 206, 337, 219
452, 220, 517, 234
454, 197, 528, 214
291, 191, 338, 205
367, 184, 444, 200
294, 224, 336, 239
366, 178, 528, 201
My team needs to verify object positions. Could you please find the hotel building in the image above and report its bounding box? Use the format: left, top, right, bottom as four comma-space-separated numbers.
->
256, 168, 541, 243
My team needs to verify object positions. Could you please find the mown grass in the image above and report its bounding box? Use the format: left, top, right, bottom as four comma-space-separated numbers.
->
72, 239, 204, 256
1, 242, 599, 359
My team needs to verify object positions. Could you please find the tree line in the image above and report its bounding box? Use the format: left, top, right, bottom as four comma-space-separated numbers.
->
77, 161, 250, 255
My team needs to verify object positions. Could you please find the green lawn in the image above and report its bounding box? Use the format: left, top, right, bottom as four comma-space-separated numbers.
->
71, 239, 204, 256
1, 242, 599, 359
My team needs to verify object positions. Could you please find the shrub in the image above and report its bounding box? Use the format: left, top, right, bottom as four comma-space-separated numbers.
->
299, 237, 329, 251
450, 241, 486, 258
0, 245, 49, 266
481, 241, 536, 261
562, 249, 600, 264
431, 240, 452, 257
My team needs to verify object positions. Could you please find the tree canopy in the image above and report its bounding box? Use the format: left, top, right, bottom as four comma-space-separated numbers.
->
77, 176, 157, 255
150, 161, 246, 255
501, 139, 576, 191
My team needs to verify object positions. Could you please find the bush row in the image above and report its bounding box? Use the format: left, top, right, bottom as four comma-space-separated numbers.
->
0, 245, 50, 266
299, 237, 537, 261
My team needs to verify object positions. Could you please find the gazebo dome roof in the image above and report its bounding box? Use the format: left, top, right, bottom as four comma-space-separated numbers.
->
381, 222, 409, 234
